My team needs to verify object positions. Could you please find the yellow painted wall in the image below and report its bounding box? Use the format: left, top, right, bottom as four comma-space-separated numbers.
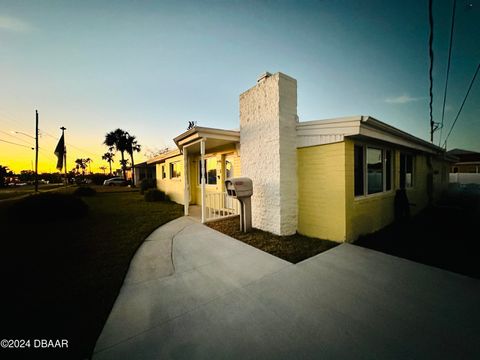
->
156, 155, 185, 204
297, 142, 347, 242
345, 140, 396, 242
344, 139, 438, 242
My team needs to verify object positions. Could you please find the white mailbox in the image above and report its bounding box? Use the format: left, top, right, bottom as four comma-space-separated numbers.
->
225, 177, 253, 198
225, 177, 253, 232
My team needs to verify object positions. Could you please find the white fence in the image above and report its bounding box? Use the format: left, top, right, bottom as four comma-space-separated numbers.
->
449, 173, 480, 185
205, 192, 240, 222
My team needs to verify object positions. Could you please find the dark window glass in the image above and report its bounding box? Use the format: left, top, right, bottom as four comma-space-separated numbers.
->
170, 162, 181, 178
354, 145, 364, 196
367, 148, 383, 194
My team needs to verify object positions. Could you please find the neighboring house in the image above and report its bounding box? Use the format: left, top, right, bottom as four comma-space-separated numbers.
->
146, 72, 452, 242
134, 161, 156, 185
447, 148, 480, 185
114, 167, 132, 180
447, 149, 480, 173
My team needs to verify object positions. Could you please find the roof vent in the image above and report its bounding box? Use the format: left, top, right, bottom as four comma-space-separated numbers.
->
257, 72, 272, 83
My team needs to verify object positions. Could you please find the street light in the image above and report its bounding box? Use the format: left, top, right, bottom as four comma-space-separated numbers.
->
11, 130, 35, 139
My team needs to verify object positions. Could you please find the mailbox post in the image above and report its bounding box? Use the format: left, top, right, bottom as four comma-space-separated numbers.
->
225, 177, 253, 232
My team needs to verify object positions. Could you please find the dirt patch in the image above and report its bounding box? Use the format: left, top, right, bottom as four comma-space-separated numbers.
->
207, 216, 338, 263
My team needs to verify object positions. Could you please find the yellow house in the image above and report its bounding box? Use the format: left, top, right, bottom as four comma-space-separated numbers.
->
140, 72, 451, 243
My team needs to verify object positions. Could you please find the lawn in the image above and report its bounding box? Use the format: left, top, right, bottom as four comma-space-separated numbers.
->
207, 217, 338, 263
0, 183, 67, 200
0, 186, 184, 359
355, 187, 480, 279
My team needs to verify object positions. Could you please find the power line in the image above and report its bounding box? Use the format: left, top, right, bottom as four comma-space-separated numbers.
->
0, 129, 34, 146
439, 0, 457, 146
0, 138, 34, 149
428, 0, 435, 142
442, 62, 480, 148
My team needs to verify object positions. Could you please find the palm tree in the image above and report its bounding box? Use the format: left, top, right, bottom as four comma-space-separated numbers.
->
102, 151, 115, 175
104, 129, 128, 180
126, 133, 141, 186
0, 165, 9, 188
75, 158, 87, 175
99, 166, 107, 175
85, 158, 93, 175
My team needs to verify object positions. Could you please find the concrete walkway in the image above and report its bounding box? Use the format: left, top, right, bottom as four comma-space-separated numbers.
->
94, 217, 480, 359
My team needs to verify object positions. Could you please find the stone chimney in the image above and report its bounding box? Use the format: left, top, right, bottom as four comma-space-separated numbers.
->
239, 72, 298, 235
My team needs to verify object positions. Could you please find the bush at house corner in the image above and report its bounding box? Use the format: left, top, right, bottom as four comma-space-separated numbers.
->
140, 178, 157, 195
144, 189, 169, 202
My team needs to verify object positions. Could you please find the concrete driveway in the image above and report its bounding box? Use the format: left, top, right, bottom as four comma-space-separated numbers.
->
93, 217, 480, 359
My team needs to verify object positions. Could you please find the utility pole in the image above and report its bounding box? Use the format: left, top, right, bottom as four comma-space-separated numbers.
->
35, 110, 39, 192
60, 126, 67, 186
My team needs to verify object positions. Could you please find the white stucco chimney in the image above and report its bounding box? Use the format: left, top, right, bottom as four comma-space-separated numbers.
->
239, 72, 298, 235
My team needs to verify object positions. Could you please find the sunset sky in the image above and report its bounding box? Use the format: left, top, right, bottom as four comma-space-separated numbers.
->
1, 0, 479, 173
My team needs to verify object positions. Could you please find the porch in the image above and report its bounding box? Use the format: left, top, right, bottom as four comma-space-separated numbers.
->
173, 126, 241, 223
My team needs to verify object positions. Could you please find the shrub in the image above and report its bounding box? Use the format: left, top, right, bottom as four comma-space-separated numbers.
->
140, 178, 157, 194
144, 189, 166, 202
73, 186, 97, 197
8, 193, 88, 223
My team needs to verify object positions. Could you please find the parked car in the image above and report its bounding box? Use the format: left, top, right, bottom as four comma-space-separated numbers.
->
103, 177, 128, 186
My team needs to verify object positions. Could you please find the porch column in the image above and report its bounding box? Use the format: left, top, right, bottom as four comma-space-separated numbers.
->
183, 147, 189, 216
200, 139, 206, 223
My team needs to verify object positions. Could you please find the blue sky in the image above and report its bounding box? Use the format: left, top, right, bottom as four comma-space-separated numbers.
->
0, 0, 479, 172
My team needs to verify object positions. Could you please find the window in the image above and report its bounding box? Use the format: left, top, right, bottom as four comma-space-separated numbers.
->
354, 145, 364, 196
400, 153, 414, 188
225, 156, 234, 180
161, 165, 166, 179
367, 148, 383, 194
354, 145, 393, 197
198, 157, 217, 185
169, 162, 181, 179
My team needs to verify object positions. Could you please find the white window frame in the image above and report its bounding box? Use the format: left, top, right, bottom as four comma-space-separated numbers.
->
198, 156, 217, 186
354, 144, 394, 198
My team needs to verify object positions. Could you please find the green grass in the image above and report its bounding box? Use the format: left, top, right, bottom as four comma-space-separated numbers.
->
207, 217, 338, 263
0, 186, 184, 359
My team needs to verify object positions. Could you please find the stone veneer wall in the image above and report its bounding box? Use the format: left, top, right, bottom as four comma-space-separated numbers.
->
239, 72, 298, 235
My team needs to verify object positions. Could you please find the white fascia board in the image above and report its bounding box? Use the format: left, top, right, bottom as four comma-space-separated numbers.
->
360, 117, 443, 154
146, 149, 181, 164
174, 126, 240, 149
358, 126, 436, 153
296, 116, 362, 148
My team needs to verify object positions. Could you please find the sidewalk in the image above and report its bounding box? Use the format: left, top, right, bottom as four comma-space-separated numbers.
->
94, 217, 480, 359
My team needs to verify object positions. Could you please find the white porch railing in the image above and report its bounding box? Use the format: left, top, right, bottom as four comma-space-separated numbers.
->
205, 192, 240, 222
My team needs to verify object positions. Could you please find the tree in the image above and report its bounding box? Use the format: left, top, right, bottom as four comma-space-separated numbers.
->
0, 165, 8, 188
85, 158, 93, 174
75, 158, 88, 175
104, 129, 128, 180
99, 166, 107, 175
102, 151, 115, 175
126, 133, 141, 186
